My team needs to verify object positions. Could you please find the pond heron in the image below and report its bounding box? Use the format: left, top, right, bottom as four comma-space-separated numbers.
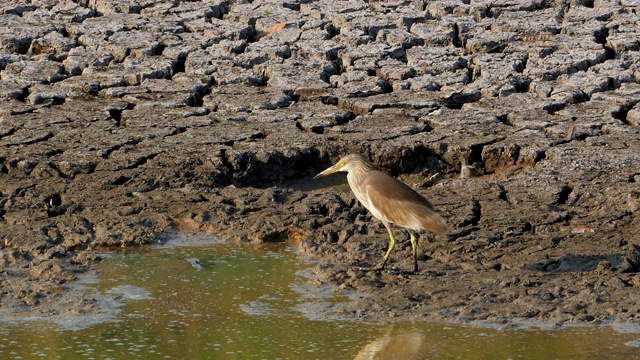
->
314, 153, 447, 273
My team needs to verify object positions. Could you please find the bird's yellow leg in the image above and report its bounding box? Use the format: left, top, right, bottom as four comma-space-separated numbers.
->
359, 223, 395, 272
409, 230, 419, 273
380, 225, 396, 270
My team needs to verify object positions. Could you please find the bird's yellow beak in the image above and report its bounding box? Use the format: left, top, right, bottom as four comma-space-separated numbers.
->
313, 161, 344, 179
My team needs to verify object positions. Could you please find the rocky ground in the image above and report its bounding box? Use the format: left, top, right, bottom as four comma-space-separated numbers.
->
1, 0, 639, 328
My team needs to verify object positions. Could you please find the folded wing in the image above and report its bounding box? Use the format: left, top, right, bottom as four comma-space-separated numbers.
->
364, 170, 448, 234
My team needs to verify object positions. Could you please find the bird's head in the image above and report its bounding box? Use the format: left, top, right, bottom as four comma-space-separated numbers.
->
313, 153, 372, 178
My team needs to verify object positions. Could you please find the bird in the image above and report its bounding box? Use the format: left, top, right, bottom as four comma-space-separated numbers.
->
314, 153, 448, 273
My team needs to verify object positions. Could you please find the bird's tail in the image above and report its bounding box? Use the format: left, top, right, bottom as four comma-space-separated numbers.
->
411, 203, 448, 235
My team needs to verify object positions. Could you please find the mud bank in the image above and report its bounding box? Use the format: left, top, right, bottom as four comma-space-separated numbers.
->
1, 0, 639, 327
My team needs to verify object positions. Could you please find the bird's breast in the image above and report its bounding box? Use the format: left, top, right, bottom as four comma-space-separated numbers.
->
347, 173, 393, 224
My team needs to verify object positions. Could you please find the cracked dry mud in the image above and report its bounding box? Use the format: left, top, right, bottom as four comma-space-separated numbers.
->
1, 0, 639, 328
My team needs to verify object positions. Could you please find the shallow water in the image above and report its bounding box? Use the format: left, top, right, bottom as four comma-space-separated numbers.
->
1, 234, 639, 359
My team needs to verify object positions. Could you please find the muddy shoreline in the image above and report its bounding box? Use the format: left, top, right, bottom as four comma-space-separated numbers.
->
1, 1, 639, 328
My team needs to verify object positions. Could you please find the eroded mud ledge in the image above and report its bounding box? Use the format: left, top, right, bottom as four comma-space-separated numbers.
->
1, 0, 639, 327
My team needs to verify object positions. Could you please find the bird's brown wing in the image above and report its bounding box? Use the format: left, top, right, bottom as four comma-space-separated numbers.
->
363, 170, 448, 234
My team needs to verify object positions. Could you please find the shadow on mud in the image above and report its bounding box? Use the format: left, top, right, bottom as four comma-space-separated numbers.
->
531, 253, 639, 273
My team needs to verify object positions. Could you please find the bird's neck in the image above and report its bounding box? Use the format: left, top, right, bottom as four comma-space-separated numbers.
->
346, 167, 372, 204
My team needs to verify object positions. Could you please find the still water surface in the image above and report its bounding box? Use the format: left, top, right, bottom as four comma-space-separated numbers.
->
1, 234, 639, 359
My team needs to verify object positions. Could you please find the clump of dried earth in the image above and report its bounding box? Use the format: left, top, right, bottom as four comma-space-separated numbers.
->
1, 0, 639, 328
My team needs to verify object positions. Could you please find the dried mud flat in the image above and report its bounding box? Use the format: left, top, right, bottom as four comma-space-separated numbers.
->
1, 0, 639, 329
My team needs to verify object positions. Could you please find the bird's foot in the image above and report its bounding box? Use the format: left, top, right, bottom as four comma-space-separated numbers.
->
386, 268, 418, 275
357, 265, 420, 275
358, 265, 385, 272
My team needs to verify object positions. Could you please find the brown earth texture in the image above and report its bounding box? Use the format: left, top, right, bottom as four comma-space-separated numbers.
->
1, 0, 640, 329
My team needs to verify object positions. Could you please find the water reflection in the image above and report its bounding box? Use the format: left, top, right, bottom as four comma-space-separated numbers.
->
0, 233, 639, 359
355, 329, 439, 360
